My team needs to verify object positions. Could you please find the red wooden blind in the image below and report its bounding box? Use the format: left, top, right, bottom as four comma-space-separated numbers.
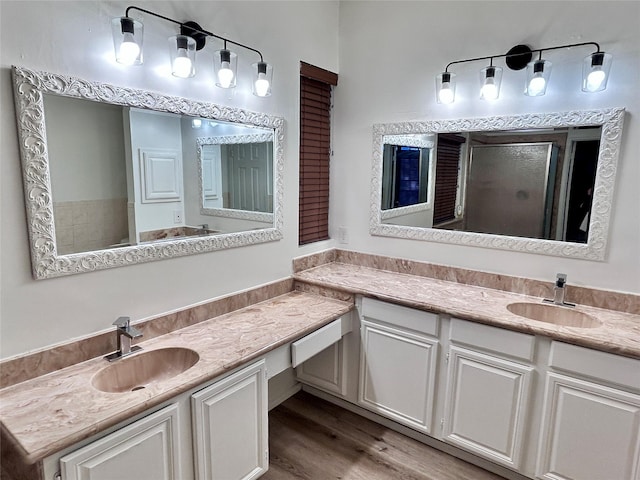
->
299, 63, 337, 245
433, 134, 466, 225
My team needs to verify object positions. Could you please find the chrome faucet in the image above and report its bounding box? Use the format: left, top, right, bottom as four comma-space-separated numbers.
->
543, 273, 575, 307
105, 316, 143, 361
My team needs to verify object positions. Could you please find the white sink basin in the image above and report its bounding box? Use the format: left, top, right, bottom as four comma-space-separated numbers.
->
507, 302, 601, 329
92, 347, 200, 393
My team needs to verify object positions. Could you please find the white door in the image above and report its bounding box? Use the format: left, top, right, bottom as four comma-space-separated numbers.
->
358, 319, 438, 434
201, 144, 223, 209
192, 360, 268, 480
536, 372, 640, 480
60, 404, 181, 480
443, 346, 533, 470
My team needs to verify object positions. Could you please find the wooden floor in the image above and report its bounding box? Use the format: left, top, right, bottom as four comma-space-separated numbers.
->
263, 391, 506, 480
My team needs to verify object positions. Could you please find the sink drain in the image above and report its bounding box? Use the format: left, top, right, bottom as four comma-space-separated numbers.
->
131, 386, 146, 391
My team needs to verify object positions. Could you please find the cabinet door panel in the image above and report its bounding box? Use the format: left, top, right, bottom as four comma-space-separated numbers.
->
297, 339, 347, 396
536, 373, 640, 480
443, 346, 533, 469
60, 404, 180, 480
359, 320, 438, 434
192, 360, 268, 480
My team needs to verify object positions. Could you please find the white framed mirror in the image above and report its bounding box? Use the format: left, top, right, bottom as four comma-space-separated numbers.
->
12, 66, 285, 279
370, 108, 625, 260
196, 132, 274, 223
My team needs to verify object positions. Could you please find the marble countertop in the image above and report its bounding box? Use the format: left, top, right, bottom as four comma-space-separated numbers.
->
294, 262, 640, 359
0, 291, 352, 464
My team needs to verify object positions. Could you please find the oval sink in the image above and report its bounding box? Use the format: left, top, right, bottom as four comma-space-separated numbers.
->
507, 302, 601, 329
92, 347, 200, 393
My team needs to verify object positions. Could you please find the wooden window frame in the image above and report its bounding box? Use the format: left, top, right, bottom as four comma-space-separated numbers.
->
299, 62, 338, 245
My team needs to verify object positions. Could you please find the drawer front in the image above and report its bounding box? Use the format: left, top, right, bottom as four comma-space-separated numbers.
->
450, 317, 535, 362
361, 297, 438, 336
292, 316, 350, 367
549, 341, 640, 391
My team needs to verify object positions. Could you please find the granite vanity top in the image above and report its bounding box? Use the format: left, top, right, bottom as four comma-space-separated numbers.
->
294, 262, 640, 359
3, 263, 638, 467
0, 291, 352, 464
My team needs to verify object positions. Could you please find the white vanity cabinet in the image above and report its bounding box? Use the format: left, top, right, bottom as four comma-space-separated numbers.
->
357, 297, 440, 434
535, 342, 640, 480
47, 358, 273, 480
442, 318, 535, 471
191, 360, 268, 480
59, 404, 183, 480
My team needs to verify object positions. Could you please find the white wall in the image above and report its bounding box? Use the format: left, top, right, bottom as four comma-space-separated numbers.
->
332, 1, 640, 294
0, 1, 339, 359
128, 109, 185, 235
45, 95, 127, 202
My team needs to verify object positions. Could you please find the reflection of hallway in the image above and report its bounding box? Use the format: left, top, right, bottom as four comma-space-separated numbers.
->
263, 391, 507, 480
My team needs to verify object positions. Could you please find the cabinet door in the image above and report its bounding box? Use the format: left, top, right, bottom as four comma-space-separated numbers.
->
536, 372, 640, 480
297, 338, 347, 396
192, 360, 268, 480
358, 319, 438, 434
443, 346, 533, 470
60, 404, 181, 480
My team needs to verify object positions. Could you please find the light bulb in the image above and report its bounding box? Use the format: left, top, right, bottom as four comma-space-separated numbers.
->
438, 83, 454, 104
528, 74, 546, 96
481, 78, 498, 100
218, 61, 234, 88
172, 49, 193, 78
582, 52, 611, 93
586, 68, 606, 92
118, 33, 140, 65
525, 59, 550, 97
254, 72, 270, 97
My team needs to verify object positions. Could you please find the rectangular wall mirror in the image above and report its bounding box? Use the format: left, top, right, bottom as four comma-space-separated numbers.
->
12, 66, 285, 279
371, 108, 625, 260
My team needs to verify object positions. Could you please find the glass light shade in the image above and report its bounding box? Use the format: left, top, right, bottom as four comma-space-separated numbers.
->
525, 59, 552, 96
213, 49, 237, 89
169, 35, 196, 78
582, 52, 612, 93
479, 66, 503, 100
111, 17, 143, 65
252, 62, 273, 97
435, 72, 456, 104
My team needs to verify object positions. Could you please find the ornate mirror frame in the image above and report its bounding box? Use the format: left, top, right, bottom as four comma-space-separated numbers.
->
196, 133, 275, 222
370, 108, 625, 260
12, 66, 285, 279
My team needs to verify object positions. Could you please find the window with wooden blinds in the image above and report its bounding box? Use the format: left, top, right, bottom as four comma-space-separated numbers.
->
433, 134, 466, 225
299, 62, 338, 245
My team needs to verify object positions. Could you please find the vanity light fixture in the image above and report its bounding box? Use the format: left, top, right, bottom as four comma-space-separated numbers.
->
436, 72, 456, 104
214, 45, 237, 89
169, 35, 196, 78
479, 63, 502, 100
436, 42, 611, 104
525, 54, 552, 97
112, 5, 273, 96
